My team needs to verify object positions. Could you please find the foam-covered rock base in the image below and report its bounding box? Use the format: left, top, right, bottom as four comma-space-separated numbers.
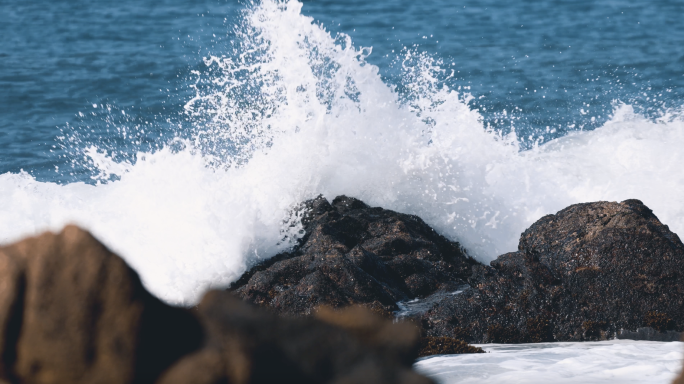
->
0, 226, 433, 384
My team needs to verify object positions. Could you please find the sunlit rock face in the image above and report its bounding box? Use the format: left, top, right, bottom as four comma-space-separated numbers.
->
420, 199, 684, 343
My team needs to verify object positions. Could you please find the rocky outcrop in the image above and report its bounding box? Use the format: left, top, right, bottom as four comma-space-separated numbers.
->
419, 199, 684, 343
230, 196, 684, 346
0, 226, 433, 384
230, 195, 478, 316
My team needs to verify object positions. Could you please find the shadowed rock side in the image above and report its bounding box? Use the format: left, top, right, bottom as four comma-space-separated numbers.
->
161, 295, 432, 384
0, 226, 434, 384
420, 199, 684, 343
230, 195, 479, 316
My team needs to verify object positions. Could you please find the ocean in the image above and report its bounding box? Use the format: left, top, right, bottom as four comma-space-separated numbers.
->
1, 1, 683, 381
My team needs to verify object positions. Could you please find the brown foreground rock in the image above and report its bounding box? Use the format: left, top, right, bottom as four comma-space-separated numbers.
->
419, 199, 684, 343
230, 195, 478, 316
0, 225, 202, 383
0, 226, 433, 384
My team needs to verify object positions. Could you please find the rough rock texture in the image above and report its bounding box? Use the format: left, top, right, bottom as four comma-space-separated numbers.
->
0, 225, 434, 384
420, 199, 684, 343
0, 225, 203, 384
231, 195, 478, 316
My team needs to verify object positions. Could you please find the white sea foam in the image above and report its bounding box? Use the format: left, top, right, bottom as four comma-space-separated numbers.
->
414, 341, 684, 384
0, 0, 683, 304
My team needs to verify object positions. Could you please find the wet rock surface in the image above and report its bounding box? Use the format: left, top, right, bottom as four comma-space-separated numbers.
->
419, 199, 684, 343
616, 327, 682, 342
674, 351, 684, 384
0, 226, 434, 384
416, 337, 484, 357
230, 195, 479, 316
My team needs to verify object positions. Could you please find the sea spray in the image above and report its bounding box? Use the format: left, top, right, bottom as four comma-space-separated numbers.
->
0, 0, 683, 305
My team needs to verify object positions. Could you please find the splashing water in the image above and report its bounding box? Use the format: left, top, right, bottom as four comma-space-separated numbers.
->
1, 0, 683, 305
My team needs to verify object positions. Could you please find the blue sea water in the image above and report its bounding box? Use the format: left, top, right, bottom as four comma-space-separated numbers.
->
2, 0, 682, 182
0, 0, 240, 181
1, 0, 684, 305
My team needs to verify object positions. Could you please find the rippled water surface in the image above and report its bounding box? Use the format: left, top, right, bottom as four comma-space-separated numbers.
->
2, 0, 683, 180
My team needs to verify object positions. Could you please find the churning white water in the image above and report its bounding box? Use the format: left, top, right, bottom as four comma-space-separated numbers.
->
0, 0, 683, 305
415, 340, 683, 384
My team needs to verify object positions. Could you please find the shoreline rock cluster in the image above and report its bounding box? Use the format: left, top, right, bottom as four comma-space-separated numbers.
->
1, 196, 684, 383
230, 194, 684, 382
232, 196, 684, 346
420, 199, 684, 343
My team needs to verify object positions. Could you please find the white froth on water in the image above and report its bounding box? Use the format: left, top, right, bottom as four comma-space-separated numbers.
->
415, 340, 684, 384
0, 0, 683, 304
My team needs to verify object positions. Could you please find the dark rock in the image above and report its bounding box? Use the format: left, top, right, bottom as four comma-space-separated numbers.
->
0, 225, 203, 384
159, 291, 433, 384
0, 226, 435, 384
616, 327, 682, 342
231, 195, 478, 316
419, 199, 684, 343
417, 337, 484, 357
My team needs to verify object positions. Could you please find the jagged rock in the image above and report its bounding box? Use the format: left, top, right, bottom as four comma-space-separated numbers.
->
230, 195, 478, 316
0, 225, 203, 383
419, 199, 684, 343
0, 226, 435, 384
